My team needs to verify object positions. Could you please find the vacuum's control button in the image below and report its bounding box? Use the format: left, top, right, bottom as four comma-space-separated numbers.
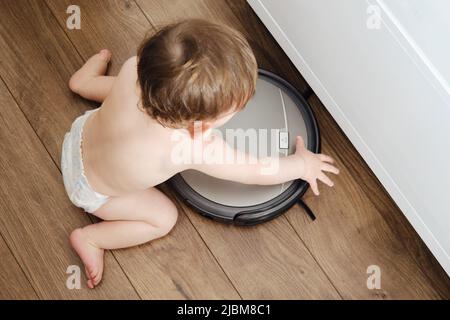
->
279, 131, 289, 149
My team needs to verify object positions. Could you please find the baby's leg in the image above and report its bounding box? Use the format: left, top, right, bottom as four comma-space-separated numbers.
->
69, 49, 116, 102
70, 187, 178, 288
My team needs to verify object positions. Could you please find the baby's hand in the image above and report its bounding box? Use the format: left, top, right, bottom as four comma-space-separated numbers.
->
294, 136, 339, 195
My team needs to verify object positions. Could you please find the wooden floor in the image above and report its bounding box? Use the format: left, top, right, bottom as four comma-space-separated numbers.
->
0, 0, 449, 300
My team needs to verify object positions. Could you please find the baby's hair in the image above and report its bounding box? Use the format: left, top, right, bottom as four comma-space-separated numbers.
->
137, 19, 258, 128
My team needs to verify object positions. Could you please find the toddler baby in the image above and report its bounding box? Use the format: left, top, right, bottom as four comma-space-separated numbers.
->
62, 19, 339, 288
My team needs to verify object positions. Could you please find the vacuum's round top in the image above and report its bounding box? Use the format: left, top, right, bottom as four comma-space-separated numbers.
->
180, 76, 309, 207
169, 70, 319, 225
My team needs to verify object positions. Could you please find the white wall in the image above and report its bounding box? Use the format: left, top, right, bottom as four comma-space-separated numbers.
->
248, 0, 450, 274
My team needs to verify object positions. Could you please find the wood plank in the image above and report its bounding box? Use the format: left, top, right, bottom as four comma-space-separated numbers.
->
136, 0, 341, 299
46, 0, 151, 75
44, 0, 240, 299
0, 77, 138, 299
171, 194, 341, 299
281, 94, 449, 299
136, 0, 310, 95
0, 233, 37, 299
0, 0, 90, 162
307, 95, 450, 298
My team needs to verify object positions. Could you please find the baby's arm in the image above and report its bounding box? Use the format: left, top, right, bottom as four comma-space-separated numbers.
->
188, 135, 339, 195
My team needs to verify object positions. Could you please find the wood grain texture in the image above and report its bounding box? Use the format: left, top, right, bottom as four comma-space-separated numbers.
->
162, 186, 340, 299
0, 0, 90, 163
283, 95, 450, 299
45, 0, 240, 299
186, 215, 340, 299
45, 0, 152, 75
136, 0, 341, 299
0, 233, 37, 299
0, 78, 138, 299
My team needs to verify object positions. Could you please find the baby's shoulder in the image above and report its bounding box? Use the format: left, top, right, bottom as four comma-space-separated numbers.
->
123, 56, 138, 68
118, 56, 138, 77
112, 56, 138, 97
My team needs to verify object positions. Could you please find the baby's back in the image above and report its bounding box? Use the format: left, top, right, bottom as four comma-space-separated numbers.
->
82, 57, 179, 196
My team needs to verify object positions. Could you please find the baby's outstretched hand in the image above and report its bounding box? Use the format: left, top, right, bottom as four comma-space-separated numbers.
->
294, 136, 339, 195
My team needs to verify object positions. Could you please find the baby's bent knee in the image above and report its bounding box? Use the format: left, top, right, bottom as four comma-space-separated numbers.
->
154, 204, 178, 237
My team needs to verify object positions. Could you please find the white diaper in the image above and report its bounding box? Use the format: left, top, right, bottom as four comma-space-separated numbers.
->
61, 109, 109, 213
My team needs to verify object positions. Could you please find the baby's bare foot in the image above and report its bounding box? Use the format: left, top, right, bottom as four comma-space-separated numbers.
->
70, 228, 104, 289
69, 49, 112, 93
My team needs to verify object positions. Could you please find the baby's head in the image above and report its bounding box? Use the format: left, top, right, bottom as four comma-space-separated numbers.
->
137, 19, 257, 132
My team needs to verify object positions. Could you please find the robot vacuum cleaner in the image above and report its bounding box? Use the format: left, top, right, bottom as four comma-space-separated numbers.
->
169, 69, 320, 225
